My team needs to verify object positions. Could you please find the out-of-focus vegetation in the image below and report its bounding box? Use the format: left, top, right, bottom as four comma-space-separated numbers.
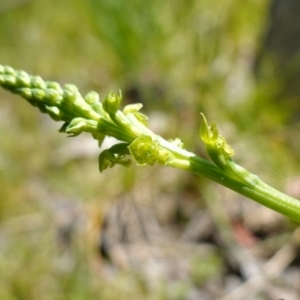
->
0, 0, 300, 299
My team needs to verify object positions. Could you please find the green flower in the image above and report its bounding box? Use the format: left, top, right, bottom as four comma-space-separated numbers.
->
128, 135, 159, 166
200, 113, 234, 169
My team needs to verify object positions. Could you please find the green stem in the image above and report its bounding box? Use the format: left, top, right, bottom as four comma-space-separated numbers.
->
141, 131, 300, 222
187, 155, 300, 222
126, 122, 300, 223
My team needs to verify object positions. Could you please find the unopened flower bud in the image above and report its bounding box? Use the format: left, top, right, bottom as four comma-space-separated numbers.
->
64, 84, 78, 93
84, 91, 99, 104
66, 118, 97, 136
19, 88, 33, 100
4, 65, 15, 75
63, 89, 77, 102
32, 89, 46, 101
45, 89, 62, 105
31, 76, 46, 89
103, 91, 122, 114
4, 75, 17, 86
45, 106, 63, 121
17, 71, 31, 87
46, 82, 63, 94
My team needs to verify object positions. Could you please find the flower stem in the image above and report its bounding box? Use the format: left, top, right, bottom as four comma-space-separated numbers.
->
1, 64, 300, 222
188, 156, 300, 222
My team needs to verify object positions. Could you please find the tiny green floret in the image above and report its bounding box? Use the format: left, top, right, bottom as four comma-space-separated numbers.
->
128, 135, 159, 166
103, 90, 122, 114
200, 113, 234, 167
200, 113, 259, 187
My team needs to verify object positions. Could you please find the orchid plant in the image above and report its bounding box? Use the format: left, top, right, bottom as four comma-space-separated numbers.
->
1, 65, 300, 222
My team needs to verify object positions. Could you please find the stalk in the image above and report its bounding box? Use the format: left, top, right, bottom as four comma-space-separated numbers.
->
1, 64, 300, 222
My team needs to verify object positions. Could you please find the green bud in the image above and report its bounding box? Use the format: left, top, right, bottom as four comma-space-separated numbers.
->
63, 89, 77, 102
4, 65, 15, 75
17, 71, 31, 87
66, 118, 88, 136
17, 70, 29, 77
62, 87, 101, 121
45, 106, 63, 121
32, 89, 46, 101
64, 84, 78, 93
102, 90, 122, 114
84, 91, 99, 104
73, 97, 101, 120
4, 75, 17, 86
31, 76, 46, 89
45, 89, 62, 105
0, 65, 4, 73
46, 81, 63, 94
19, 88, 33, 100
66, 117, 97, 136
84, 91, 106, 116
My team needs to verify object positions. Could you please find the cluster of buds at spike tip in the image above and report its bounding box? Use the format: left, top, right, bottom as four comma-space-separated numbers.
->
0, 64, 186, 172
0, 65, 101, 123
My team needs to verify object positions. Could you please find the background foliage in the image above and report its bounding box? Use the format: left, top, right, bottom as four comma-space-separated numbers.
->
0, 0, 300, 299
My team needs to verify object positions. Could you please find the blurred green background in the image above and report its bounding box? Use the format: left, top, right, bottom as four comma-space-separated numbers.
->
1, 0, 300, 299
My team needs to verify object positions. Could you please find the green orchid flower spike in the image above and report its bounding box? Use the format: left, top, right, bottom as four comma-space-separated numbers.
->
1, 65, 300, 222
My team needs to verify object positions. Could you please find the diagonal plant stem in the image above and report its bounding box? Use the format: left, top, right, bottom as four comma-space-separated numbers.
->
1, 65, 300, 222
